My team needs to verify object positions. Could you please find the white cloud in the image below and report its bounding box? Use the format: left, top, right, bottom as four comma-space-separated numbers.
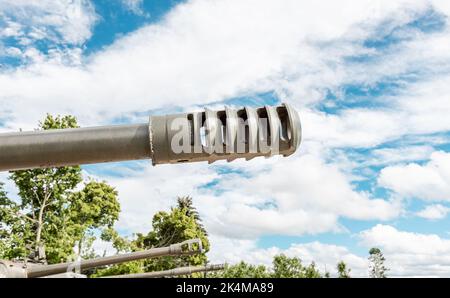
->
103, 153, 400, 239
1, 0, 448, 140
378, 151, 450, 201
91, 238, 116, 257
88, 162, 219, 234
121, 0, 145, 16
208, 224, 450, 277
207, 235, 369, 277
431, 0, 450, 16
0, 0, 440, 131
360, 224, 450, 277
0, 19, 22, 38
369, 146, 434, 166
207, 236, 260, 265
209, 154, 400, 230
282, 242, 369, 277
335, 145, 435, 173
303, 72, 450, 149
0, 0, 97, 45
0, 0, 97, 67
416, 204, 450, 220
302, 108, 405, 148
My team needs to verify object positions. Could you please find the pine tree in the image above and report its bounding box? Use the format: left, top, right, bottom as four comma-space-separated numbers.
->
177, 196, 207, 236
94, 196, 210, 277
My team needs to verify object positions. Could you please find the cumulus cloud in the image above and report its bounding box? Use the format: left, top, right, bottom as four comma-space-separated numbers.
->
0, 0, 97, 68
208, 235, 369, 277
208, 223, 450, 277
0, 0, 444, 131
213, 154, 400, 222
102, 153, 400, 239
0, 0, 97, 45
369, 146, 434, 166
359, 224, 450, 277
304, 71, 450, 149
416, 204, 450, 220
378, 151, 450, 201
121, 0, 145, 16
86, 162, 219, 234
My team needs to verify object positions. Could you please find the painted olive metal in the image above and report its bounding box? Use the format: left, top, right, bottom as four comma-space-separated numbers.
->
0, 239, 202, 278
0, 103, 301, 171
106, 264, 225, 278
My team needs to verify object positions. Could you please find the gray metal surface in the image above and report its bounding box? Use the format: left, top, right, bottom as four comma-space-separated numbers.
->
107, 264, 225, 278
0, 103, 301, 171
0, 239, 202, 278
0, 124, 150, 171
42, 272, 87, 278
0, 260, 27, 278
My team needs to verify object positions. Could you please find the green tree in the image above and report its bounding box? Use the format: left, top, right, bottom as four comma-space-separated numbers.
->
212, 261, 270, 278
303, 262, 322, 278
134, 196, 210, 272
0, 115, 120, 264
272, 254, 322, 278
68, 180, 120, 258
337, 261, 351, 278
0, 182, 35, 260
212, 255, 323, 278
177, 196, 207, 236
94, 196, 209, 277
369, 247, 388, 278
90, 228, 144, 277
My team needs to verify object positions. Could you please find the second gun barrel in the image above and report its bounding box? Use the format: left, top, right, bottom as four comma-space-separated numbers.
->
27, 244, 190, 278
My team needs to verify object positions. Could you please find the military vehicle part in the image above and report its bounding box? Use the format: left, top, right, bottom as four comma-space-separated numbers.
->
0, 104, 301, 171
107, 264, 225, 278
0, 239, 203, 278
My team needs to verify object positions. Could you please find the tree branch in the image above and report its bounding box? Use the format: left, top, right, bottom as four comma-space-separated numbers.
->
5, 208, 38, 223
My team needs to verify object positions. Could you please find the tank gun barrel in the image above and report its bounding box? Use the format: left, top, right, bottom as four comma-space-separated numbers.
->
0, 103, 301, 171
106, 264, 225, 278
0, 239, 203, 278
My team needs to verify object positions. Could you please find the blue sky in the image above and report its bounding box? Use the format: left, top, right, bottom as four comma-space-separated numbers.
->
1, 0, 450, 277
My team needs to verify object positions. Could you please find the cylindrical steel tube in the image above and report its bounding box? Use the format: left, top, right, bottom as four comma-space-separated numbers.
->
106, 264, 225, 278
27, 239, 201, 278
0, 124, 151, 171
0, 103, 301, 172
27, 247, 170, 278
0, 260, 27, 278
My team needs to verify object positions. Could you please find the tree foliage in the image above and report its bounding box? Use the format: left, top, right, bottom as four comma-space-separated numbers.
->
0, 115, 120, 264
337, 261, 351, 278
212, 261, 270, 278
177, 196, 207, 236
94, 196, 209, 277
213, 255, 322, 278
272, 254, 322, 278
135, 196, 210, 272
